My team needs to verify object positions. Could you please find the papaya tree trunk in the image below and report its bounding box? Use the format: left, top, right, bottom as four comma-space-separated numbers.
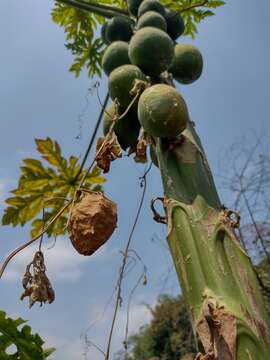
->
155, 121, 270, 359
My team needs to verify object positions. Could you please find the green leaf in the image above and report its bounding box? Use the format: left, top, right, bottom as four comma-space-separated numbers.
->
22, 159, 49, 177
2, 138, 106, 237
161, 0, 225, 38
2, 207, 21, 226
0, 311, 55, 359
51, 0, 225, 77
35, 138, 67, 173
207, 1, 226, 8
51, 3, 106, 78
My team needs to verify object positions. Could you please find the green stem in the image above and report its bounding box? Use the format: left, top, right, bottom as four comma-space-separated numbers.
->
74, 92, 109, 183
82, 0, 128, 15
55, 0, 129, 18
156, 121, 270, 359
180, 0, 208, 13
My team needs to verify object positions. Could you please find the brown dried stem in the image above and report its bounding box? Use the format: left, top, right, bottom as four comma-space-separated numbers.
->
104, 162, 152, 360
150, 197, 167, 224
0, 201, 72, 279
79, 87, 142, 187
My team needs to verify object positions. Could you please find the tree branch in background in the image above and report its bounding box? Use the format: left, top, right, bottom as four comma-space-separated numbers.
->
241, 189, 270, 265
222, 133, 270, 266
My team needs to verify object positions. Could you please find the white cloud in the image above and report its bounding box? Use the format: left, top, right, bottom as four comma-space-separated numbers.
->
2, 236, 109, 283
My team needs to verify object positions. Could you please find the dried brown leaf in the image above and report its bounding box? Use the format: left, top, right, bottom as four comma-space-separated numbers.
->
134, 132, 152, 163
96, 132, 122, 173
20, 251, 55, 308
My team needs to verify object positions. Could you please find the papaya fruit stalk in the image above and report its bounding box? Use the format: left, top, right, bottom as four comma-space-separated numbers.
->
155, 121, 270, 358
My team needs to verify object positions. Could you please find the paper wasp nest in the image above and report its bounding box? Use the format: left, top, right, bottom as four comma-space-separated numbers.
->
69, 192, 117, 255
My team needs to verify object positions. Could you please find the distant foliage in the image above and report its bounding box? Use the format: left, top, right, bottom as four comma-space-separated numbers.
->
2, 137, 106, 237
52, 0, 225, 77
117, 272, 270, 360
117, 295, 197, 360
0, 311, 55, 359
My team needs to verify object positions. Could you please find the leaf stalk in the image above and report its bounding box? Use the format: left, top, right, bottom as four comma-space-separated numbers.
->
55, 0, 129, 18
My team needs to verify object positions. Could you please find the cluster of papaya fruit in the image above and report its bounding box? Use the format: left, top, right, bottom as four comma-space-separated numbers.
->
100, 0, 203, 160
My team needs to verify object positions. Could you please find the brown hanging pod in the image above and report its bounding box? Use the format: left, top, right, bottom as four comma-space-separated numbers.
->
69, 192, 117, 256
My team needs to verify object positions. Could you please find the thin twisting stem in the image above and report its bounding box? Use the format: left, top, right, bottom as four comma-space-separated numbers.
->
105, 162, 152, 360
79, 89, 141, 187
74, 92, 110, 183
124, 269, 146, 351
241, 190, 270, 265
38, 208, 46, 251
0, 201, 72, 279
118, 92, 140, 121
0, 88, 141, 281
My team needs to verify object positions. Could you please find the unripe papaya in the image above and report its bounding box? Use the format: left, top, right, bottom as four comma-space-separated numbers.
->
102, 41, 131, 76
103, 103, 141, 150
127, 0, 144, 17
170, 44, 203, 84
138, 0, 165, 18
106, 16, 133, 43
138, 84, 189, 138
137, 11, 167, 31
165, 10, 185, 40
129, 27, 174, 76
108, 64, 147, 108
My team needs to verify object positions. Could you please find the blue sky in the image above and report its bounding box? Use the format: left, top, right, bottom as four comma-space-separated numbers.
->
0, 1, 270, 359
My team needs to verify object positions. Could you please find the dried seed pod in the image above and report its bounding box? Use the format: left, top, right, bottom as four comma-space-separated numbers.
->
69, 192, 117, 256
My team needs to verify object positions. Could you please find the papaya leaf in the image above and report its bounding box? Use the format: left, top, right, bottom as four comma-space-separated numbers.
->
162, 0, 225, 38
2, 137, 106, 237
52, 0, 224, 77
51, 2, 107, 78
0, 311, 55, 359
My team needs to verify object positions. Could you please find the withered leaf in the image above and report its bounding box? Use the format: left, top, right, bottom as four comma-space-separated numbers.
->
96, 132, 122, 173
134, 132, 152, 163
20, 251, 55, 308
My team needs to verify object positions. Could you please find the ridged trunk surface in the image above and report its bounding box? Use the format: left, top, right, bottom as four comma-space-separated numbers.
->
155, 121, 270, 359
